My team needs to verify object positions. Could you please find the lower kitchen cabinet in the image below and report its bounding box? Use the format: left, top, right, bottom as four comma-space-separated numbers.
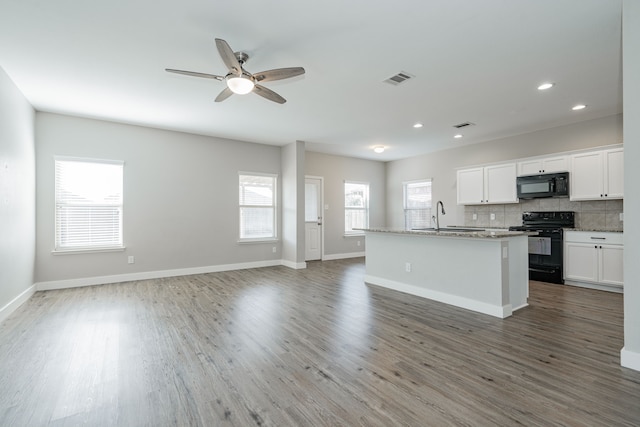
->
564, 231, 623, 291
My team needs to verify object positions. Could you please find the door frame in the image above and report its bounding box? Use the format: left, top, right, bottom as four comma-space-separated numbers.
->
305, 175, 325, 261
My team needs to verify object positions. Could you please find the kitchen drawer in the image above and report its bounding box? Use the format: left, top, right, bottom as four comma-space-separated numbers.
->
564, 230, 623, 245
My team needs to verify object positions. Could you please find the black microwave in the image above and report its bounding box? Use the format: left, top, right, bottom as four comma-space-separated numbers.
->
516, 172, 569, 199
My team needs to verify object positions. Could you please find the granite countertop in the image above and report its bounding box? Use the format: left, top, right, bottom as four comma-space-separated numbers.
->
358, 227, 534, 239
566, 228, 623, 233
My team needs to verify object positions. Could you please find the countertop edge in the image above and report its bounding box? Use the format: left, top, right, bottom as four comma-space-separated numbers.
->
357, 228, 534, 239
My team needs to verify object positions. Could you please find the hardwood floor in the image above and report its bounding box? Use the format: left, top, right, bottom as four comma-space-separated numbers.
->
1, 258, 639, 426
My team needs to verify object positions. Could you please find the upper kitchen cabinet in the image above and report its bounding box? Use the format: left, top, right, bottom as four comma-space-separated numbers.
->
457, 163, 518, 205
570, 147, 624, 201
517, 155, 568, 176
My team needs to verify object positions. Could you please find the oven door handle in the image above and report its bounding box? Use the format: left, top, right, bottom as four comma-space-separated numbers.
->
590, 237, 606, 240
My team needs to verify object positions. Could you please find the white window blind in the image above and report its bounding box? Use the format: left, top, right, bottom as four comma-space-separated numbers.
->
239, 173, 277, 240
404, 180, 432, 230
55, 158, 124, 252
344, 181, 369, 234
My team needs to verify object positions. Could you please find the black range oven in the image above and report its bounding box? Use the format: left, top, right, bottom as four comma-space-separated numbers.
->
509, 211, 575, 284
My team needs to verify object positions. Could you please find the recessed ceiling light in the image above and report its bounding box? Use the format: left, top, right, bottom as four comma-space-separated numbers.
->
572, 104, 587, 111
413, 123, 423, 128
454, 134, 463, 139
373, 145, 385, 154
537, 82, 555, 90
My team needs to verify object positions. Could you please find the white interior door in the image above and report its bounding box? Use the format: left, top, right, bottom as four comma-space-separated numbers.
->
305, 177, 322, 261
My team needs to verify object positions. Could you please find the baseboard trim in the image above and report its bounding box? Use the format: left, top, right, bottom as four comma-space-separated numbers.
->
0, 285, 37, 324
323, 251, 365, 261
281, 260, 307, 270
621, 347, 640, 372
35, 260, 283, 291
364, 274, 511, 319
564, 280, 623, 293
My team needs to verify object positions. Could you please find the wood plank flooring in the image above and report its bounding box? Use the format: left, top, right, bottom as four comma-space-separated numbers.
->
1, 258, 639, 426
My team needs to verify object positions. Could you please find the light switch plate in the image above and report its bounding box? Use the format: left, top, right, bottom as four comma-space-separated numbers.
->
620, 213, 624, 222
472, 213, 477, 220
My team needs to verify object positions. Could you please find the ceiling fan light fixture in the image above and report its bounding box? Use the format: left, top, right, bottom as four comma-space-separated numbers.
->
226, 74, 255, 94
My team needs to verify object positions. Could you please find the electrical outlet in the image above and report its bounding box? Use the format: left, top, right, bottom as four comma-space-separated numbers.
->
405, 262, 411, 272
357, 240, 361, 247
620, 213, 624, 222
128, 256, 135, 264
272, 246, 277, 253
490, 213, 496, 221
472, 213, 477, 221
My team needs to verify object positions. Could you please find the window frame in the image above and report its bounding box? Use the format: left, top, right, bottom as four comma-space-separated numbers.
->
238, 172, 278, 243
53, 156, 125, 254
403, 179, 433, 230
344, 180, 370, 236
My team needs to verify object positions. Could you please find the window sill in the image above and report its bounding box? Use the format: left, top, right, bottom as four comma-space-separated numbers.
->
237, 239, 279, 244
344, 232, 365, 237
52, 246, 126, 255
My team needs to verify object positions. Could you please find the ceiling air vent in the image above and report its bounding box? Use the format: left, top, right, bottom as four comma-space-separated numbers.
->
453, 122, 475, 129
384, 71, 415, 86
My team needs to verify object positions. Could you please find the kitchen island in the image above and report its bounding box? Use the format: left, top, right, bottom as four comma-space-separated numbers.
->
360, 228, 530, 318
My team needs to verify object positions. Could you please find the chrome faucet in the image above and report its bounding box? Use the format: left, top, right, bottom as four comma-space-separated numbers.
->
433, 200, 446, 230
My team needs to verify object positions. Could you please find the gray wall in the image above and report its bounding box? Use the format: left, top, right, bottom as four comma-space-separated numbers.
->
305, 152, 385, 257
35, 113, 282, 283
0, 67, 36, 317
386, 114, 623, 229
622, 0, 640, 369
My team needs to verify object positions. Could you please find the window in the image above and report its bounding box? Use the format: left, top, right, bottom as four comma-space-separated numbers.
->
404, 180, 432, 230
55, 157, 124, 252
239, 173, 277, 240
344, 181, 369, 234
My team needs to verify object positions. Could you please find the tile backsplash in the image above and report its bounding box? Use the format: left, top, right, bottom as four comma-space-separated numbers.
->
463, 198, 623, 231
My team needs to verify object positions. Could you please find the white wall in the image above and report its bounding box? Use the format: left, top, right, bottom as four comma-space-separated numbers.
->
35, 113, 282, 285
0, 67, 36, 321
622, 0, 640, 371
386, 114, 622, 228
305, 152, 385, 258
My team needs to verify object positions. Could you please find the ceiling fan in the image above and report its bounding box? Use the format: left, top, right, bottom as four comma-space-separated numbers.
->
166, 38, 305, 104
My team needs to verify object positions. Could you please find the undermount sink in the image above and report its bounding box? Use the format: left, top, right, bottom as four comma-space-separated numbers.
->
412, 227, 482, 233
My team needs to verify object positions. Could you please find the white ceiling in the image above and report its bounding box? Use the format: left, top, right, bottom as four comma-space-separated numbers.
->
0, 0, 622, 161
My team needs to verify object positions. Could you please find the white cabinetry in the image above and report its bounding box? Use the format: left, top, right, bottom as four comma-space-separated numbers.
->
570, 148, 624, 201
517, 156, 568, 176
457, 163, 518, 205
564, 231, 623, 291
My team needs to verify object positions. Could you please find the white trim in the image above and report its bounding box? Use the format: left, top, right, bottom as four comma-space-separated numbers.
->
563, 280, 623, 293
52, 246, 126, 255
0, 285, 37, 324
323, 251, 365, 261
35, 260, 282, 291
281, 260, 307, 269
54, 155, 124, 166
364, 274, 512, 319
621, 347, 640, 372
511, 302, 530, 312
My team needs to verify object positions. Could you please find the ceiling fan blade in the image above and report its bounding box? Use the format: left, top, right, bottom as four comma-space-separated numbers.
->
253, 84, 286, 104
165, 69, 225, 81
215, 87, 234, 102
253, 67, 305, 83
215, 38, 241, 74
